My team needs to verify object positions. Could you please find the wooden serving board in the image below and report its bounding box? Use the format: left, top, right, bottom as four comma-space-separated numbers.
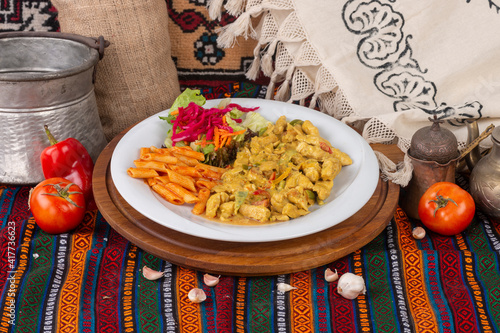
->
93, 131, 402, 276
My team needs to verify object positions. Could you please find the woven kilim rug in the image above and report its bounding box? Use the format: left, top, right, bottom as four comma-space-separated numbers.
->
1, 82, 500, 332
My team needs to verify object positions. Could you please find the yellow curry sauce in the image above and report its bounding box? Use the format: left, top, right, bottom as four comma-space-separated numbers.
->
204, 115, 352, 225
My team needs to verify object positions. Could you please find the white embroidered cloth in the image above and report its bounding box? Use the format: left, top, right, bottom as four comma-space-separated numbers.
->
208, 0, 500, 185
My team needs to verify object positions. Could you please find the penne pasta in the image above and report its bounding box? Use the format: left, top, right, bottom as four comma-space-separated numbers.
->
192, 188, 211, 215
164, 183, 199, 204
170, 146, 205, 161
170, 165, 203, 178
194, 165, 222, 180
134, 160, 169, 173
151, 184, 184, 205
173, 153, 199, 167
195, 179, 219, 190
140, 147, 151, 159
154, 175, 171, 185
127, 167, 159, 179
141, 153, 178, 164
195, 163, 227, 175
146, 177, 157, 187
128, 145, 225, 214
165, 169, 197, 192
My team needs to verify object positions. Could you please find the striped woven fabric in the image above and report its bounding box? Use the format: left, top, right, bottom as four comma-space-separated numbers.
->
1, 84, 500, 333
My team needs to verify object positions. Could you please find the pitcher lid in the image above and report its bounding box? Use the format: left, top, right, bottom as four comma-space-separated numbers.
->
409, 115, 459, 164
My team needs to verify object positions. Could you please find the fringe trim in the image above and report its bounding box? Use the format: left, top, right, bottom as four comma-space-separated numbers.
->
246, 43, 263, 80
261, 39, 278, 76
207, 0, 225, 20
374, 151, 414, 187
216, 5, 263, 48
209, 0, 415, 186
225, 0, 247, 17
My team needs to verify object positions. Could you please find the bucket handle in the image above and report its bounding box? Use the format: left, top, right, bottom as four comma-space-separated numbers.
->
0, 31, 110, 60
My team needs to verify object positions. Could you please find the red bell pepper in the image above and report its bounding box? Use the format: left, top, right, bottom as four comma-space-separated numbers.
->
41, 125, 96, 210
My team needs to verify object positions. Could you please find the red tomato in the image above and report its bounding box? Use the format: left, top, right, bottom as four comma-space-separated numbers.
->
29, 177, 86, 234
418, 182, 475, 236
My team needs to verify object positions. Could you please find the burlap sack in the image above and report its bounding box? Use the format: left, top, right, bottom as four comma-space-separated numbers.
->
52, 0, 181, 141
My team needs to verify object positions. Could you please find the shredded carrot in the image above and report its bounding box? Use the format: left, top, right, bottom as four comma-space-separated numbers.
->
200, 127, 247, 151
170, 109, 179, 115
214, 127, 220, 151
230, 129, 246, 136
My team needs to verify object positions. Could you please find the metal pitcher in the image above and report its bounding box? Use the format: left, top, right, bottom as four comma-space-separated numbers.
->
0, 32, 109, 184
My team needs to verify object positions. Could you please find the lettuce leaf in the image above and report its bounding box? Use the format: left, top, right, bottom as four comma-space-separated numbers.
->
170, 88, 205, 111
241, 112, 271, 133
159, 88, 206, 125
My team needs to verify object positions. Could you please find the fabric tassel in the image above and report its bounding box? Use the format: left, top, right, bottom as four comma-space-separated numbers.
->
274, 64, 295, 101
261, 39, 278, 76
225, 0, 246, 16
309, 93, 319, 110
216, 8, 261, 48
374, 151, 413, 187
231, 11, 254, 38
246, 44, 262, 81
265, 76, 277, 99
207, 0, 225, 20
275, 80, 291, 101
216, 25, 237, 48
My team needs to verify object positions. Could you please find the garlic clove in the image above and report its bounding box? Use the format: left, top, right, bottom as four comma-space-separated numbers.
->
337, 272, 366, 300
142, 266, 165, 281
277, 283, 297, 292
324, 268, 339, 282
188, 288, 207, 303
412, 226, 426, 239
203, 274, 220, 287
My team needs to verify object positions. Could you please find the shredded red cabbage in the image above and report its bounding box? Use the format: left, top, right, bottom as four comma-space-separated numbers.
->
170, 102, 259, 145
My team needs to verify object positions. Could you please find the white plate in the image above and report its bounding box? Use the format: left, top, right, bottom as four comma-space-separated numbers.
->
110, 98, 379, 242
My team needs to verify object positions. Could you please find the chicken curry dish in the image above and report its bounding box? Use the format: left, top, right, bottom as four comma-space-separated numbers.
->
204, 115, 352, 224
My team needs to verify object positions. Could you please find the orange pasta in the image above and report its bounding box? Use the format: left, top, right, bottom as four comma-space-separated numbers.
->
165, 170, 197, 192
173, 153, 199, 167
140, 147, 151, 159
169, 165, 203, 178
164, 183, 199, 204
170, 146, 205, 161
128, 145, 225, 215
141, 153, 178, 164
146, 177, 157, 187
154, 175, 171, 185
192, 188, 210, 215
134, 160, 169, 173
151, 184, 184, 205
194, 165, 222, 180
127, 167, 159, 178
194, 163, 227, 175
195, 179, 219, 190
148, 146, 172, 155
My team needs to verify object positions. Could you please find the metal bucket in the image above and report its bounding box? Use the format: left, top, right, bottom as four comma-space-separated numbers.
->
0, 31, 109, 184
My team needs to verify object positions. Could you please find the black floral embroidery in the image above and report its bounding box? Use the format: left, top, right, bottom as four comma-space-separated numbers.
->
467, 0, 500, 14
342, 0, 483, 124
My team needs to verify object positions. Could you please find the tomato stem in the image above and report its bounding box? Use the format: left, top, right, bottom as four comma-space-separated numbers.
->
429, 192, 457, 217
42, 182, 83, 208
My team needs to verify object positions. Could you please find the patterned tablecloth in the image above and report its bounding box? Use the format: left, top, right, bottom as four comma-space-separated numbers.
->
1, 83, 500, 333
